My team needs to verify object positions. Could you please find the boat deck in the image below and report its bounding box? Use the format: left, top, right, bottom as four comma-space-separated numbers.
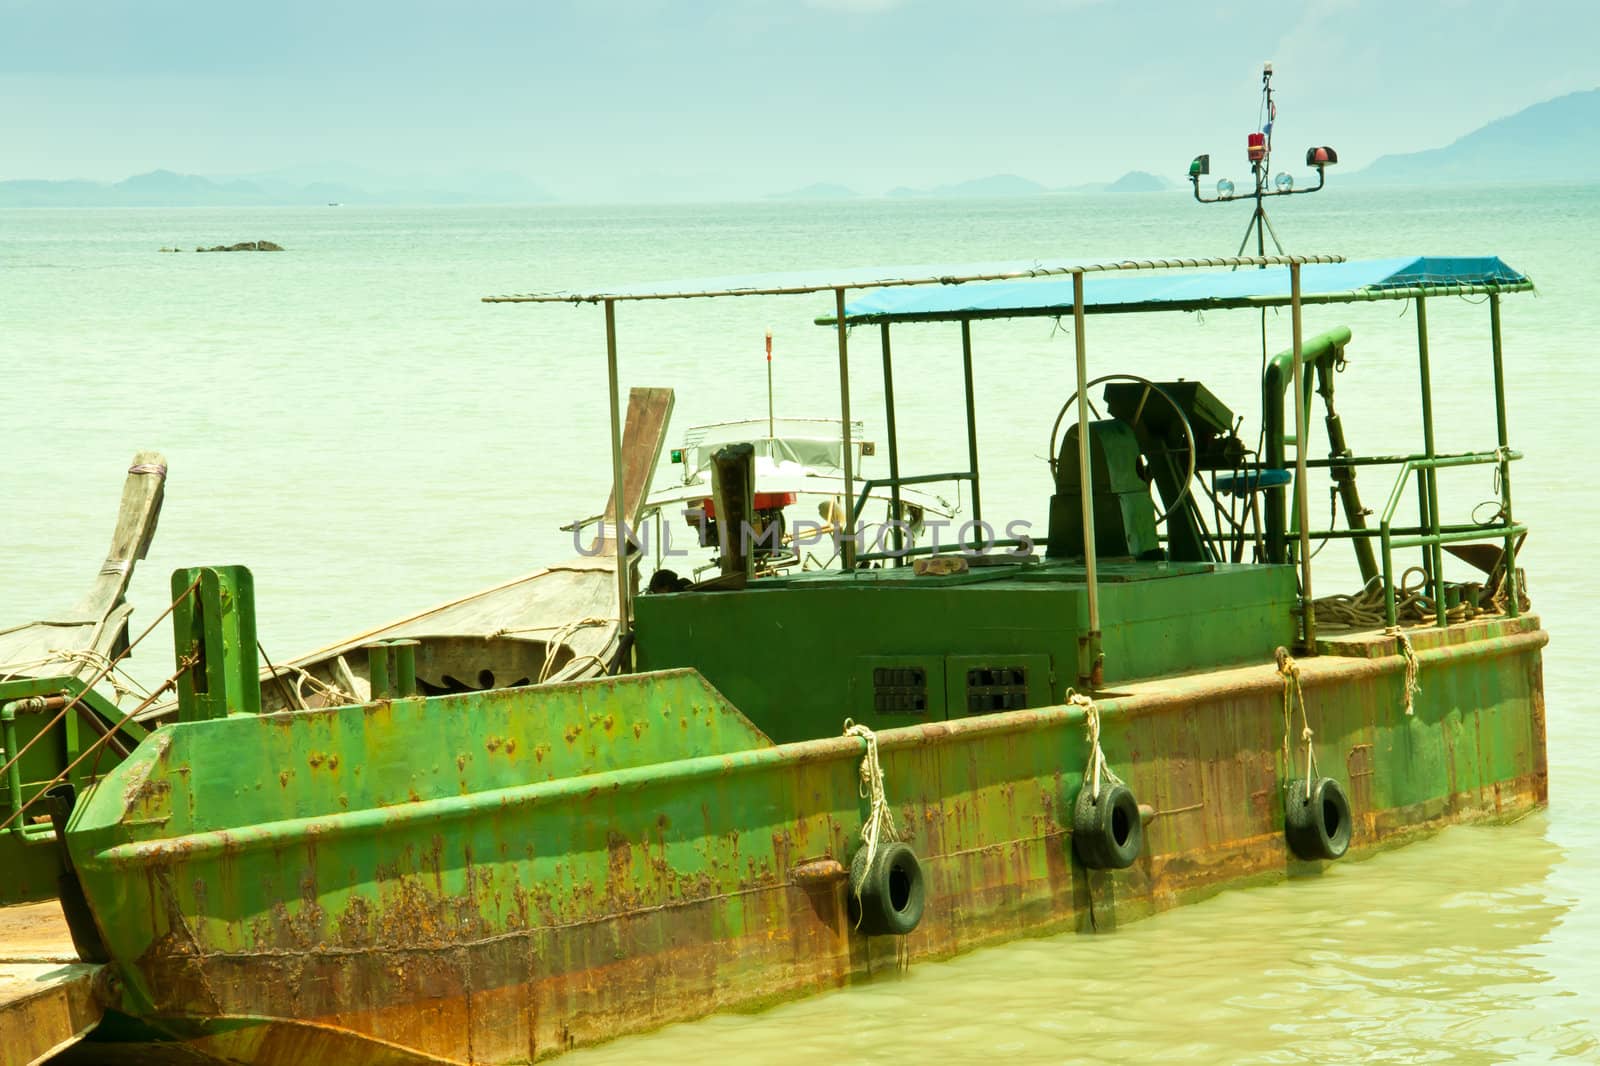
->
0, 902, 102, 1066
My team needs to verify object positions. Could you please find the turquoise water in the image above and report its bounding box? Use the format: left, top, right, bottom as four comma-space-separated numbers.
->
6, 184, 1598, 1062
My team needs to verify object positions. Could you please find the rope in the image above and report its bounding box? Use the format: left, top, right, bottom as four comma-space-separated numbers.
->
842, 718, 898, 917
1398, 632, 1420, 716
0, 648, 152, 704
1276, 648, 1318, 801
1070, 690, 1122, 801
0, 652, 197, 834
0, 578, 199, 784
533, 617, 614, 683
1313, 572, 1477, 631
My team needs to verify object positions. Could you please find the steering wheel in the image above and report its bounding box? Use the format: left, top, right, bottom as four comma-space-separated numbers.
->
1048, 373, 1198, 528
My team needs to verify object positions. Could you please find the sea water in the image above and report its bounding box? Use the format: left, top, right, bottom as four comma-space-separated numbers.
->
5, 184, 1597, 1063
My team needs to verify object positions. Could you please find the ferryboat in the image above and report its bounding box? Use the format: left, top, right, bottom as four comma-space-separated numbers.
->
0, 252, 1544, 1064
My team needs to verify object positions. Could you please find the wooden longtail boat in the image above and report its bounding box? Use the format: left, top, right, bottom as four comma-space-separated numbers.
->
5, 254, 1545, 1064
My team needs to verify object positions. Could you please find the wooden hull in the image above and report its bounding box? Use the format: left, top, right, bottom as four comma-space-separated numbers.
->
66, 617, 1546, 1064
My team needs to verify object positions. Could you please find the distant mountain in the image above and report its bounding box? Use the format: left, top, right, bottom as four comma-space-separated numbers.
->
0, 167, 557, 207
765, 182, 860, 200
886, 174, 1048, 198
1359, 88, 1600, 185
1104, 170, 1173, 193
1057, 170, 1175, 194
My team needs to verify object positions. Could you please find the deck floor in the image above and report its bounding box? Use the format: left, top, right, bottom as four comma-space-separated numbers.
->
0, 902, 102, 1066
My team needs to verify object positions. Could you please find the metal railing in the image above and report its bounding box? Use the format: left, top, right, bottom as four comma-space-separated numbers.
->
1376, 449, 1523, 629
849, 471, 975, 564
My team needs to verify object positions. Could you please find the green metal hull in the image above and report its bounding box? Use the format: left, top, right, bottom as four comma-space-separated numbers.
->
64, 617, 1546, 1064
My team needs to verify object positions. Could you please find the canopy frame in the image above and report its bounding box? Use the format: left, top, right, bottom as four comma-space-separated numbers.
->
486, 252, 1530, 681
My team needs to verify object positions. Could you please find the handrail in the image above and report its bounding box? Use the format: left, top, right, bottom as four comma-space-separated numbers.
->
848, 471, 974, 530
1377, 448, 1522, 629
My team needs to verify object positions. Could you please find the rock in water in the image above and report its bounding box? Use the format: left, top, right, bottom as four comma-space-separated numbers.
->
193, 241, 284, 252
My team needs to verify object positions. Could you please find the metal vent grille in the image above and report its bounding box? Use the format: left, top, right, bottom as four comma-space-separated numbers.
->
872, 666, 928, 714
965, 666, 1029, 713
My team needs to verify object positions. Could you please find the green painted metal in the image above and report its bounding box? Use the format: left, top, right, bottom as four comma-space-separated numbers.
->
1377, 452, 1523, 628
65, 614, 1545, 1063
1262, 326, 1350, 562
0, 673, 150, 904
634, 558, 1297, 743
171, 566, 261, 722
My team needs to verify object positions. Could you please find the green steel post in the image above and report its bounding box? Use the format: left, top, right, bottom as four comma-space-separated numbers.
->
835, 288, 856, 569
366, 644, 393, 700
961, 320, 983, 549
1, 706, 22, 835
879, 324, 904, 564
171, 566, 262, 722
1415, 298, 1447, 627
604, 299, 630, 638
1072, 272, 1102, 685
1290, 262, 1315, 650
1490, 294, 1520, 617
390, 639, 419, 698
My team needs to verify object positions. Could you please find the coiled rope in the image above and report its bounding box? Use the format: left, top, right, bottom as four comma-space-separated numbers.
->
842, 718, 898, 913
1275, 648, 1319, 801
1071, 690, 1123, 801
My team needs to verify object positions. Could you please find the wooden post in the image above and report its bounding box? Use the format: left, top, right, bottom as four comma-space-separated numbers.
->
604, 299, 629, 642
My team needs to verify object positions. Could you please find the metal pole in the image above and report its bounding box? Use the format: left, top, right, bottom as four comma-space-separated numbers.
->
835, 288, 856, 569
766, 331, 775, 439
1415, 297, 1447, 627
1290, 262, 1315, 650
1489, 294, 1519, 616
961, 320, 982, 550
1073, 272, 1101, 685
604, 299, 630, 641
880, 323, 904, 564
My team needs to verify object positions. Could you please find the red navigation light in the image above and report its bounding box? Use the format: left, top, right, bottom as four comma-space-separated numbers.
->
1306, 145, 1339, 167
1247, 132, 1267, 163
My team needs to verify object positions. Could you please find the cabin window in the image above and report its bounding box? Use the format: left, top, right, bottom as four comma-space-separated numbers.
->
965, 666, 1029, 713
873, 666, 929, 714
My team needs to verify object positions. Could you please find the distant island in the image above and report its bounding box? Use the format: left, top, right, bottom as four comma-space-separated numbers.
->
765, 182, 859, 200
0, 167, 556, 207
767, 171, 1174, 200
1358, 88, 1600, 185
1057, 171, 1174, 194
886, 174, 1048, 198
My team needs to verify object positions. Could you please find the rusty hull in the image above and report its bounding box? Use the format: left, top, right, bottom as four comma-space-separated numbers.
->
64, 621, 1547, 1063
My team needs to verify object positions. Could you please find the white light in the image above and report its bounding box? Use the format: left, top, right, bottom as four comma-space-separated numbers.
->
1217, 179, 1235, 198
1275, 172, 1294, 193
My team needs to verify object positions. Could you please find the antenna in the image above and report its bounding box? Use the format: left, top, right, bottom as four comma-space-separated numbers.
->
1186, 63, 1339, 267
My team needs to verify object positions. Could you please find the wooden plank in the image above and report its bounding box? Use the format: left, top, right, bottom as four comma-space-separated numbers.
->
0, 452, 167, 674
71, 450, 168, 625
600, 387, 676, 554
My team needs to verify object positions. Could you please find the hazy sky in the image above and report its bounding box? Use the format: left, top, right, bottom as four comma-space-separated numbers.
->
5, 0, 1597, 198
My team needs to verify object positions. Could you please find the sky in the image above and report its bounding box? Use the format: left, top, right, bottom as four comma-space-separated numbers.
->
4, 0, 1598, 200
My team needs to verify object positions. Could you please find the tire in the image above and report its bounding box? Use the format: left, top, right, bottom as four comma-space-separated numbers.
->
1072, 781, 1143, 870
1284, 776, 1353, 861
847, 841, 926, 936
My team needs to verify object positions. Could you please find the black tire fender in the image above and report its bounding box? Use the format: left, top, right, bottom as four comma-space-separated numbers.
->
1284, 776, 1353, 861
1072, 781, 1143, 869
847, 841, 926, 936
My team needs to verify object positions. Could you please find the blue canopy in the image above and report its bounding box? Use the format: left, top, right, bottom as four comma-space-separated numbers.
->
829, 256, 1532, 324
